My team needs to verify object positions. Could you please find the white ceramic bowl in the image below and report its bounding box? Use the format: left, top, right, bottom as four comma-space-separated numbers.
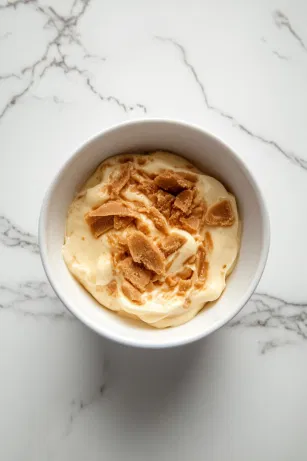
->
39, 119, 270, 348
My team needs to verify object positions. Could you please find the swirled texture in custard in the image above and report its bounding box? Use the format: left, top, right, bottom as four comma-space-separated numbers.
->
62, 152, 240, 328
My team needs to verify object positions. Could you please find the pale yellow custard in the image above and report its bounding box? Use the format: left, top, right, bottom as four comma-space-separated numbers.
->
62, 152, 240, 328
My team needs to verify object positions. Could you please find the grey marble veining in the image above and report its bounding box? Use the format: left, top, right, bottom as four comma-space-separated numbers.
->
0, 213, 307, 351
1, 267, 306, 355
230, 293, 307, 354
0, 0, 147, 120
0, 215, 39, 253
155, 34, 307, 170
1, 0, 307, 459
273, 10, 307, 52
0, 279, 72, 319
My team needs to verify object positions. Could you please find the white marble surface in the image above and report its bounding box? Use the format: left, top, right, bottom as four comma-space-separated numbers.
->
1, 0, 307, 459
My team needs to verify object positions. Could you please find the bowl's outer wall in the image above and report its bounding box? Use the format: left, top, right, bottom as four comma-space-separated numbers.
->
39, 120, 270, 348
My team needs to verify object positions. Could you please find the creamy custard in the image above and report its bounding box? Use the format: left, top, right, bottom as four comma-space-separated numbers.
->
62, 152, 240, 328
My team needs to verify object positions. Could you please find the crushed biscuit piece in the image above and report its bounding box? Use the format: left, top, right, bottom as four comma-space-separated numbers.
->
205, 199, 234, 227
191, 201, 207, 227
114, 216, 134, 230
122, 280, 142, 303
151, 273, 161, 282
160, 234, 187, 257
153, 280, 163, 287
153, 190, 175, 218
131, 169, 158, 195
169, 209, 182, 228
88, 200, 136, 218
108, 233, 129, 252
192, 202, 206, 216
165, 275, 179, 288
85, 200, 137, 237
140, 207, 169, 234
139, 181, 158, 196
96, 280, 117, 295
118, 257, 152, 292
112, 249, 129, 267
146, 281, 155, 292
150, 208, 169, 234
180, 215, 200, 233
184, 255, 196, 265
131, 169, 152, 182
136, 219, 151, 235
154, 170, 194, 194
85, 215, 114, 238
106, 279, 117, 296
177, 279, 192, 295
174, 189, 194, 214
183, 297, 191, 309
127, 231, 165, 274
205, 231, 214, 251
177, 267, 193, 280
165, 259, 175, 272
108, 163, 131, 196
196, 245, 208, 281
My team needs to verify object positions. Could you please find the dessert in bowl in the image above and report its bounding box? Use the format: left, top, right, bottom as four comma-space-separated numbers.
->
39, 120, 269, 348
63, 151, 240, 328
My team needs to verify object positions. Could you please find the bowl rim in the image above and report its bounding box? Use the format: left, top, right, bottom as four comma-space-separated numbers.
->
39, 118, 270, 348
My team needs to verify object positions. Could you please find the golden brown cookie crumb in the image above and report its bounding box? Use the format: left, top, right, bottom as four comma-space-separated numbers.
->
131, 169, 158, 195
127, 231, 165, 275
88, 200, 135, 218
114, 216, 134, 230
154, 171, 194, 194
184, 255, 196, 265
169, 209, 182, 228
153, 190, 175, 218
145, 281, 156, 292
96, 279, 118, 295
183, 297, 191, 309
85, 200, 137, 237
140, 207, 169, 234
165, 275, 179, 288
177, 267, 193, 280
106, 279, 117, 296
205, 231, 214, 251
118, 257, 152, 292
85, 215, 114, 238
205, 199, 234, 227
180, 215, 200, 233
122, 280, 142, 303
174, 189, 194, 214
108, 163, 131, 196
178, 279, 192, 295
196, 244, 209, 282
160, 234, 187, 257
136, 219, 151, 235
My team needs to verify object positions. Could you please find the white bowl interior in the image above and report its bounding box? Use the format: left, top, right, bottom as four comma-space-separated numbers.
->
40, 120, 269, 348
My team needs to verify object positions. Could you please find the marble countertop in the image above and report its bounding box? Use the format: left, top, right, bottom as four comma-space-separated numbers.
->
1, 0, 307, 459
